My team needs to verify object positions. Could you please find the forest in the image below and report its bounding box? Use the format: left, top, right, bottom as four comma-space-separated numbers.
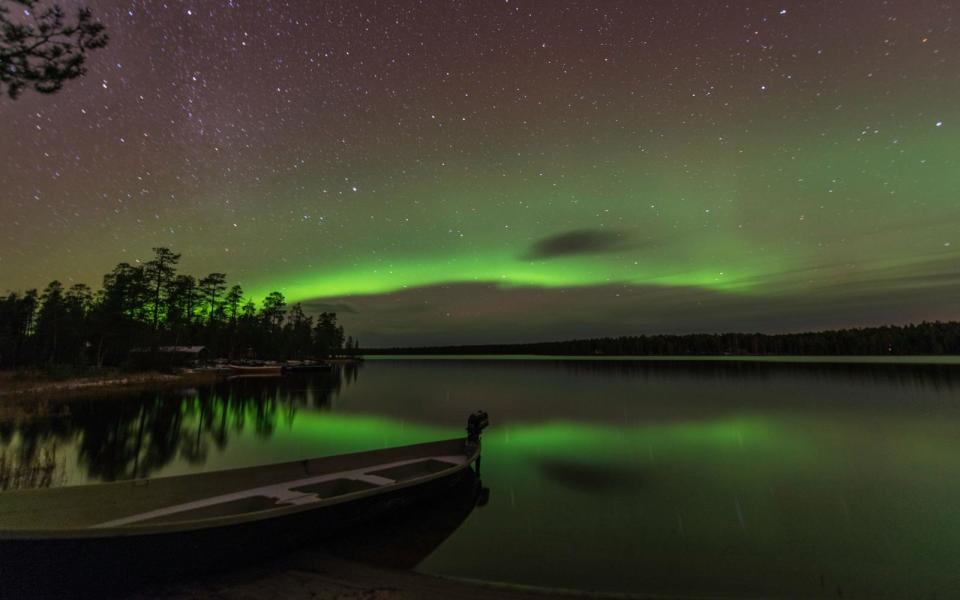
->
379, 321, 960, 356
0, 247, 357, 369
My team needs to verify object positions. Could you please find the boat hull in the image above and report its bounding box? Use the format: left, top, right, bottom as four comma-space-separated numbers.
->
0, 437, 481, 598
282, 363, 333, 373
227, 364, 283, 375
0, 465, 473, 598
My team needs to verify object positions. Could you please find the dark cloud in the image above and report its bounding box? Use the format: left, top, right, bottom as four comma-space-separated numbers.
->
521, 229, 639, 260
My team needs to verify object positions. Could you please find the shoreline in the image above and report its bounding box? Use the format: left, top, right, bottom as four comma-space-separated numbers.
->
0, 358, 365, 400
132, 549, 693, 600
0, 369, 223, 401
2, 353, 957, 401
362, 353, 960, 364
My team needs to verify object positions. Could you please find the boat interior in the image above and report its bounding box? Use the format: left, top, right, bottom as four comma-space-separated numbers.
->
0, 438, 476, 533
93, 454, 468, 529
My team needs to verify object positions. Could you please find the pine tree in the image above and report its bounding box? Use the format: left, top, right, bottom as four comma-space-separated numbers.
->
0, 0, 107, 99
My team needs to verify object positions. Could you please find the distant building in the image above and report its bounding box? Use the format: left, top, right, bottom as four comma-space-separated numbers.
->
128, 346, 208, 368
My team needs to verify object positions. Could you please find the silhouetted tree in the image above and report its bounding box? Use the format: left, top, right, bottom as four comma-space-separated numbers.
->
224, 285, 243, 325
0, 249, 353, 368
197, 273, 227, 323
313, 312, 344, 358
260, 291, 286, 329
100, 262, 148, 320
34, 280, 64, 364
0, 0, 107, 99
380, 324, 960, 357
168, 274, 197, 326
223, 284, 244, 358
144, 247, 180, 330
0, 290, 36, 367
343, 336, 360, 357
283, 303, 313, 359
63, 283, 92, 364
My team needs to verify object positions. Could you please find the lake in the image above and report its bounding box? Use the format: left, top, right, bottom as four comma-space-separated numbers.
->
2, 357, 960, 597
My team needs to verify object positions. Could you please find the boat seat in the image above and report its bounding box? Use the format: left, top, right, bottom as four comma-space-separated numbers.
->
289, 478, 380, 497
90, 454, 468, 529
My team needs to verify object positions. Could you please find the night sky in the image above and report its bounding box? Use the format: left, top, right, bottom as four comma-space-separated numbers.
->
1, 1, 958, 346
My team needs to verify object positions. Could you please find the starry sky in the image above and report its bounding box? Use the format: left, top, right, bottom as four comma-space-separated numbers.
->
1, 1, 958, 346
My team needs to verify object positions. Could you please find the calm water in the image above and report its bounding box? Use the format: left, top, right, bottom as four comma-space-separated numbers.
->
3, 358, 960, 597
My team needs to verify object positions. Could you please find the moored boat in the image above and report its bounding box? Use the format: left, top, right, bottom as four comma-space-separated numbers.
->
281, 360, 333, 373
0, 411, 490, 598
227, 363, 283, 376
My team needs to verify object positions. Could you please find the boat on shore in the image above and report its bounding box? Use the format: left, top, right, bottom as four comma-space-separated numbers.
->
281, 360, 333, 373
227, 363, 283, 376
0, 411, 489, 598
326, 357, 364, 364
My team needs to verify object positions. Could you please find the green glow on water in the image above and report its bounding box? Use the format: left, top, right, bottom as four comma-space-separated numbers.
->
283, 412, 458, 451
497, 417, 779, 448
7, 360, 960, 598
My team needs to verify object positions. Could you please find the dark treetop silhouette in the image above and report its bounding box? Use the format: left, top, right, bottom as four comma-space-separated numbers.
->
0, 0, 107, 99
0, 247, 356, 369
373, 322, 960, 357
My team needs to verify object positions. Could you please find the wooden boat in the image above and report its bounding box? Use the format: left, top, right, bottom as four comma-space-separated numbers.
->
282, 360, 333, 373
0, 411, 489, 598
323, 466, 488, 569
227, 363, 283, 376
326, 357, 365, 364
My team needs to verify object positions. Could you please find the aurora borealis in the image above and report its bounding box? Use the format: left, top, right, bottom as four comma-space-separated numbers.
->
1, 1, 958, 345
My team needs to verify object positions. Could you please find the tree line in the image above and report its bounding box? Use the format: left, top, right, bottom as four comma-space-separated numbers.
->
376, 321, 960, 356
0, 247, 359, 369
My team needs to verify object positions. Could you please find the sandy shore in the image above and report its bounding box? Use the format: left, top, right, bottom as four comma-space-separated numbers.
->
0, 370, 223, 422
131, 549, 696, 600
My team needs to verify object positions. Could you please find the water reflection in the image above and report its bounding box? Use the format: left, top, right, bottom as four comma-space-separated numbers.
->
3, 359, 960, 598
1, 364, 361, 485
556, 356, 960, 390
538, 459, 644, 494
0, 445, 64, 491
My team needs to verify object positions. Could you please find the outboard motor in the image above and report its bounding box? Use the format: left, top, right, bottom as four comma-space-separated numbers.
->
465, 410, 489, 475
466, 410, 489, 443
